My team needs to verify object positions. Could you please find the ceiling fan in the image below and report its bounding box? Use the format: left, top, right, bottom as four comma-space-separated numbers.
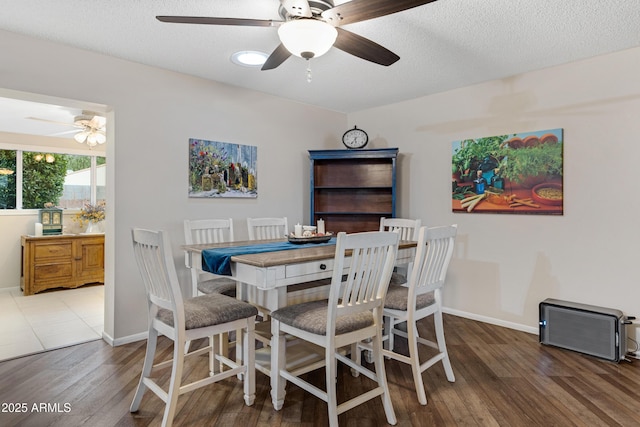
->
157, 0, 438, 71
27, 111, 106, 147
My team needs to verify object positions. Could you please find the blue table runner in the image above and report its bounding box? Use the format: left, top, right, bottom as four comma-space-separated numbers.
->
202, 238, 337, 276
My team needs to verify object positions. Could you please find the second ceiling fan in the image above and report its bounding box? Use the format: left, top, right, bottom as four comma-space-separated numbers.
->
157, 0, 438, 71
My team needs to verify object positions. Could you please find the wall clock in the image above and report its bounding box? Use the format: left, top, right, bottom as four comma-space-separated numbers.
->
342, 126, 368, 149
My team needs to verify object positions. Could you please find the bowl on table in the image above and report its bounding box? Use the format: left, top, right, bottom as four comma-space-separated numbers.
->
531, 183, 563, 206
302, 226, 317, 237
288, 232, 332, 244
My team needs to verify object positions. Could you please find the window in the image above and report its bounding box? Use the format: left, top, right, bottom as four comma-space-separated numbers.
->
0, 149, 16, 209
60, 154, 106, 209
0, 148, 105, 210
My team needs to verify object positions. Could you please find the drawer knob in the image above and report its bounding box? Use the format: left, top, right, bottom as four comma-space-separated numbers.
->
320, 263, 327, 270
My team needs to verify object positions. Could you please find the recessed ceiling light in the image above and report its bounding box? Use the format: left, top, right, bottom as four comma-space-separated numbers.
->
231, 51, 268, 67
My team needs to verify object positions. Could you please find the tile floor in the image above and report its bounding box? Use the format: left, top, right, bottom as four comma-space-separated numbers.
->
0, 285, 104, 362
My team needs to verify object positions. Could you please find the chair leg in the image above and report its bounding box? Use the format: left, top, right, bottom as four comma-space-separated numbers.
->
243, 319, 256, 406
434, 309, 455, 382
387, 316, 396, 352
235, 327, 245, 380
162, 337, 186, 427
220, 332, 229, 366
270, 319, 286, 410
408, 320, 428, 405
130, 327, 158, 412
211, 334, 220, 375
372, 329, 397, 425
236, 327, 244, 380
350, 343, 360, 377
326, 346, 339, 427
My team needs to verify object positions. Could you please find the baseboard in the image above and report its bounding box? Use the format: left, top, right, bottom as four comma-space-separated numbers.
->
102, 331, 147, 347
0, 286, 20, 293
443, 307, 538, 335
99, 309, 535, 347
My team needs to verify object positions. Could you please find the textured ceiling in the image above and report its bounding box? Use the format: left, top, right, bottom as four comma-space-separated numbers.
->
0, 0, 639, 124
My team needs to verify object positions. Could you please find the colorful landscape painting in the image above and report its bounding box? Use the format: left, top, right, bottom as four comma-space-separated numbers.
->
452, 128, 563, 215
189, 138, 257, 198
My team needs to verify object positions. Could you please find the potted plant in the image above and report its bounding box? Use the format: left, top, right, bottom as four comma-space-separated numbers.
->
74, 201, 106, 233
497, 142, 562, 188
452, 136, 504, 182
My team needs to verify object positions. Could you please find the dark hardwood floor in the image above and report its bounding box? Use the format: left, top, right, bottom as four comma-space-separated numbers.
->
1, 314, 638, 426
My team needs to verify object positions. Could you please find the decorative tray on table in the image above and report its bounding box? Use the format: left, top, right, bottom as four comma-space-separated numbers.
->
287, 233, 333, 244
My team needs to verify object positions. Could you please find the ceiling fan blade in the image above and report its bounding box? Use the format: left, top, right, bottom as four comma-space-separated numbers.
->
333, 28, 399, 66
322, 0, 438, 26
156, 16, 280, 27
26, 116, 79, 127
50, 129, 80, 137
280, 0, 312, 18
88, 115, 106, 130
261, 44, 292, 70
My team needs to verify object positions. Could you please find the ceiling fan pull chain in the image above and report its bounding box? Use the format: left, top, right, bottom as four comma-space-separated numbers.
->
306, 59, 312, 83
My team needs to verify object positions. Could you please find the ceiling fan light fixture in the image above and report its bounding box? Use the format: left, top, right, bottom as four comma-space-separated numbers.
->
90, 130, 107, 145
74, 130, 89, 143
231, 50, 269, 67
278, 19, 337, 59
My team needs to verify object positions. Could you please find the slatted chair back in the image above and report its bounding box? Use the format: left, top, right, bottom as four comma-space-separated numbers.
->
328, 231, 399, 334
379, 217, 421, 241
132, 228, 182, 322
410, 224, 457, 297
184, 218, 237, 297
247, 217, 288, 240
184, 218, 234, 245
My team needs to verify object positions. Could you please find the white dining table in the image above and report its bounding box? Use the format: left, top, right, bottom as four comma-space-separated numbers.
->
182, 237, 416, 312
182, 237, 416, 397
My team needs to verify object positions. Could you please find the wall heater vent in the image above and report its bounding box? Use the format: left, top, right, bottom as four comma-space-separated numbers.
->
539, 298, 626, 362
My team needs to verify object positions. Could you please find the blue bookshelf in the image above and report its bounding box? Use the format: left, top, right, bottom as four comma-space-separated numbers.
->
309, 148, 398, 233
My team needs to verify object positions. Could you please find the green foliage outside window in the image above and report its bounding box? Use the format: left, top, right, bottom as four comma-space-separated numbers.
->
66, 154, 105, 171
0, 150, 17, 209
22, 152, 69, 209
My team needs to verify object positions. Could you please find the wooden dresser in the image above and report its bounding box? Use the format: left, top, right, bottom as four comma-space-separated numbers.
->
21, 234, 105, 296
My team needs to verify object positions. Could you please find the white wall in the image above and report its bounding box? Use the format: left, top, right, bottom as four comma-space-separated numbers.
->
3, 28, 639, 346
348, 46, 640, 343
0, 29, 346, 342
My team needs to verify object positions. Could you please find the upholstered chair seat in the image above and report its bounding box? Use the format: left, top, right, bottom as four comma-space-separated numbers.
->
271, 299, 374, 336
197, 277, 238, 297
384, 285, 435, 311
157, 293, 257, 329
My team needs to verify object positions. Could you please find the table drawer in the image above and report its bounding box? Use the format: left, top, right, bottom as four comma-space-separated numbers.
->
286, 259, 335, 278
34, 242, 73, 260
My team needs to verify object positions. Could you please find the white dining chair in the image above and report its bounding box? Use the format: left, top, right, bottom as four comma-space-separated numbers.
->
380, 217, 421, 283
379, 217, 421, 241
247, 217, 288, 240
270, 231, 400, 426
130, 228, 257, 427
184, 218, 237, 298
380, 224, 457, 405
184, 218, 242, 356
245, 217, 289, 344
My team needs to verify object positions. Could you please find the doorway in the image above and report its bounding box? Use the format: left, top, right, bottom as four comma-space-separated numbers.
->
0, 88, 112, 360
